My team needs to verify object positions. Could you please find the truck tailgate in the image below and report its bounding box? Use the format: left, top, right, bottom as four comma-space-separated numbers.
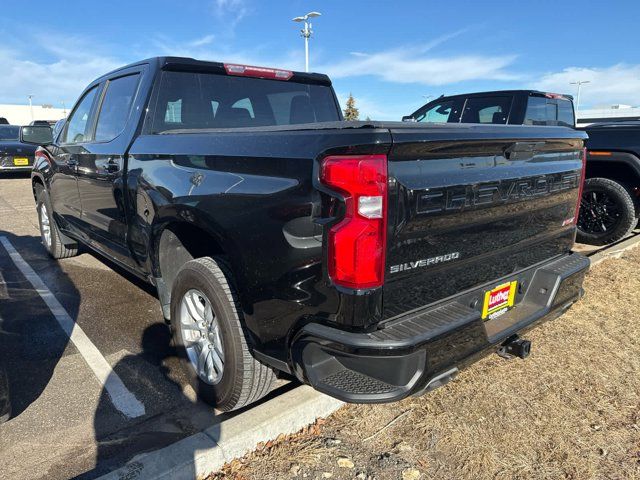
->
383, 125, 586, 319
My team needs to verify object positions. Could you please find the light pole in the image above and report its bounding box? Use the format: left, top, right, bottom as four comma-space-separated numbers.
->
27, 95, 34, 121
570, 80, 590, 116
292, 11, 321, 72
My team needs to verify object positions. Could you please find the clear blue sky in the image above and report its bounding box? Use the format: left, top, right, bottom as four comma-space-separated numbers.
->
1, 0, 638, 119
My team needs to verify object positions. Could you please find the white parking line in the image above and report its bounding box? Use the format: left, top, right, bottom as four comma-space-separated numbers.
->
0, 236, 145, 418
0, 270, 7, 299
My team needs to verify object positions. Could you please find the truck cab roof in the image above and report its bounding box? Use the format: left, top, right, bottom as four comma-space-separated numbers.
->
93, 56, 333, 87
581, 120, 640, 129
423, 89, 573, 101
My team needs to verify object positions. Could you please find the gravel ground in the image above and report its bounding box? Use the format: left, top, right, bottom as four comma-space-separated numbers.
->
209, 248, 640, 480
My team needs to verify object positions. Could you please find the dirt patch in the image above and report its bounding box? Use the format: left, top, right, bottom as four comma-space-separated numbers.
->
209, 250, 640, 480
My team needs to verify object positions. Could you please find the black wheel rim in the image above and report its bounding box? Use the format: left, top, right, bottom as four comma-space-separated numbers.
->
578, 188, 623, 234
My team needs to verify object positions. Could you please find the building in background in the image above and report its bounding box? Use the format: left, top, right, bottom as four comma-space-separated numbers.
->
577, 104, 640, 126
0, 104, 66, 125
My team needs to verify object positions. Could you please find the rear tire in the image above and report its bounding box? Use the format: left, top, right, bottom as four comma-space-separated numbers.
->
577, 177, 637, 246
169, 257, 275, 411
35, 184, 78, 259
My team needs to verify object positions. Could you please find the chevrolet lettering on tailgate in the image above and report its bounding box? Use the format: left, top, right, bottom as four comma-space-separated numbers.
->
416, 173, 580, 215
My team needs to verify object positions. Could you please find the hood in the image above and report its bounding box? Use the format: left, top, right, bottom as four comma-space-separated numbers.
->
0, 141, 37, 156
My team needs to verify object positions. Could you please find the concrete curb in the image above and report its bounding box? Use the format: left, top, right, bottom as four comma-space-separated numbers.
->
96, 386, 344, 480
588, 233, 640, 266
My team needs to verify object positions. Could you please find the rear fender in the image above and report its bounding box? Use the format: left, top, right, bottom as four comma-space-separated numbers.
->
586, 151, 640, 187
149, 205, 247, 316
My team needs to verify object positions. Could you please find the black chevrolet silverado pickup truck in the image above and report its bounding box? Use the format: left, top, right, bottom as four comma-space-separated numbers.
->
28, 57, 589, 411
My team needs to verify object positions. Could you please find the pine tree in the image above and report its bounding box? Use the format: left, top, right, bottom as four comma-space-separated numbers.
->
343, 93, 360, 121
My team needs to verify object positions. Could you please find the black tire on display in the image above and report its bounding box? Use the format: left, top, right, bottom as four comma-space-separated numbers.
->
577, 177, 637, 246
34, 184, 78, 259
169, 257, 275, 411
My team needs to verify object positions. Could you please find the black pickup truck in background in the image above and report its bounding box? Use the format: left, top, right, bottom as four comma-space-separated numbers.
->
27, 57, 589, 411
576, 121, 640, 245
403, 90, 575, 127
403, 90, 640, 247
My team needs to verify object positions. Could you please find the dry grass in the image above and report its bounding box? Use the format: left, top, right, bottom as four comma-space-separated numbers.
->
210, 249, 640, 480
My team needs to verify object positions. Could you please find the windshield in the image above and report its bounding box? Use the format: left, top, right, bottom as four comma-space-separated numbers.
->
413, 99, 461, 123
0, 126, 19, 141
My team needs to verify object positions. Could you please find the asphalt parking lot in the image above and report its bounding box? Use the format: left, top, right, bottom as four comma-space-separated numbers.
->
0, 174, 287, 479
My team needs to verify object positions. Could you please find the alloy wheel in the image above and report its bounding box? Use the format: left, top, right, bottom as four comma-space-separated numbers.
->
39, 203, 52, 248
178, 289, 225, 385
578, 189, 623, 234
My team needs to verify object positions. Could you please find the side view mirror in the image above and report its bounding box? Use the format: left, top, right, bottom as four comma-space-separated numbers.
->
20, 125, 53, 145
401, 115, 416, 122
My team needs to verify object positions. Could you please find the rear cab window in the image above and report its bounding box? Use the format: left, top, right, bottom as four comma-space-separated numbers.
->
147, 70, 340, 133
460, 96, 513, 124
557, 99, 575, 127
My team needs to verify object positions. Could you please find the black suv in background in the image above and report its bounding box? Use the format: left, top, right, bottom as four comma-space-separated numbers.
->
403, 90, 575, 127
0, 125, 51, 172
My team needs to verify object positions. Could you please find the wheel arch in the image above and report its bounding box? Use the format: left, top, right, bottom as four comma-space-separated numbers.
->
150, 210, 244, 320
31, 174, 46, 202
585, 151, 640, 189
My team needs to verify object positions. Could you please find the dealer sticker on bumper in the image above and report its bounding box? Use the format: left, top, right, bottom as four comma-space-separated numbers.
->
482, 281, 517, 320
13, 158, 29, 166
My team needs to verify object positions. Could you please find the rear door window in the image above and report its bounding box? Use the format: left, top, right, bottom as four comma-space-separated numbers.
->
94, 73, 141, 142
460, 96, 512, 124
148, 70, 340, 132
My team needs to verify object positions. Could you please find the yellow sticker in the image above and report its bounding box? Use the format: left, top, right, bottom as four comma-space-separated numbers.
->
482, 281, 517, 319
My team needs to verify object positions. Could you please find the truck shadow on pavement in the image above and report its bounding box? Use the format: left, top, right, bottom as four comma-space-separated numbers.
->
0, 231, 223, 480
0, 231, 77, 422
80, 323, 214, 480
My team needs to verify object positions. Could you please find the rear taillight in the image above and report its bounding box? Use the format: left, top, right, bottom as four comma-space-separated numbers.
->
34, 148, 50, 165
320, 155, 388, 289
544, 93, 567, 100
573, 147, 587, 225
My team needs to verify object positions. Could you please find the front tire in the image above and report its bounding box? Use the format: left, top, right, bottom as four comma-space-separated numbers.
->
577, 177, 637, 246
170, 257, 275, 411
35, 184, 78, 259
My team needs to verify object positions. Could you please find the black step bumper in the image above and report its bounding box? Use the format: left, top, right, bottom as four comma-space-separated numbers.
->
290, 252, 590, 403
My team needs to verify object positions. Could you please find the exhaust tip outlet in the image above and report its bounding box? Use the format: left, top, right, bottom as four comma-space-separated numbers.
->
497, 335, 531, 360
